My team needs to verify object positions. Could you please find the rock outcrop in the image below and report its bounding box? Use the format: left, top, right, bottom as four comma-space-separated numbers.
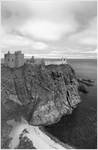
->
1, 63, 82, 148
77, 78, 94, 94
1, 63, 81, 126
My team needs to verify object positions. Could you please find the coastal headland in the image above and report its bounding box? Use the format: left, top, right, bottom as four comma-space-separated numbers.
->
1, 63, 94, 148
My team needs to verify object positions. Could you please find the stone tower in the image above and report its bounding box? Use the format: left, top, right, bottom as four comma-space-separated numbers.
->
4, 51, 24, 68
15, 51, 24, 68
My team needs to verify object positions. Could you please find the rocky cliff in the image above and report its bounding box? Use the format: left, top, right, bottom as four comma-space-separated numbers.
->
1, 64, 81, 126
1, 63, 81, 148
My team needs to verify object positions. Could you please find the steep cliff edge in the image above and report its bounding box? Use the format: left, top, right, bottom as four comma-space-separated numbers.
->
1, 63, 95, 149
1, 63, 82, 148
1, 64, 81, 126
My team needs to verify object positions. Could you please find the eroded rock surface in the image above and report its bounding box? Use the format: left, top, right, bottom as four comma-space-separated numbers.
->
1, 64, 81, 125
1, 63, 81, 148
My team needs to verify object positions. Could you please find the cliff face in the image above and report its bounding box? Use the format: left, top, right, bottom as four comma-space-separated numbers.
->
1, 64, 81, 126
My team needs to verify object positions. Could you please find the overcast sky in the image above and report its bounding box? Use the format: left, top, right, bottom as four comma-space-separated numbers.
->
0, 0, 97, 58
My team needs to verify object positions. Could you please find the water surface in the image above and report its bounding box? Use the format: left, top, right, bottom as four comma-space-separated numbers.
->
45, 59, 97, 149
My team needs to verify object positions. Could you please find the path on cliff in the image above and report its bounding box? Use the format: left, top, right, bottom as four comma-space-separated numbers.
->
7, 117, 72, 149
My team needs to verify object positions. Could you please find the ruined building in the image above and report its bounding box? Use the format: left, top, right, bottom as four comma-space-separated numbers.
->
61, 57, 67, 64
4, 51, 24, 68
26, 56, 45, 66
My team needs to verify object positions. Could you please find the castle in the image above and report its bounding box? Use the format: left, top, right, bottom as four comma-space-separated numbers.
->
4, 51, 24, 68
4, 51, 67, 68
4, 51, 45, 68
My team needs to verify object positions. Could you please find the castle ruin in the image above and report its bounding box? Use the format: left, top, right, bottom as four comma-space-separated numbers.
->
4, 51, 24, 68
4, 51, 67, 68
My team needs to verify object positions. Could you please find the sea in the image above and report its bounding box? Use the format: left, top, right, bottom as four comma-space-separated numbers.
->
45, 59, 97, 149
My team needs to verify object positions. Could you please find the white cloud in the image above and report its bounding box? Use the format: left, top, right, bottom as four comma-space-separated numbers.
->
82, 49, 97, 54
0, 26, 30, 47
0, 26, 48, 56
1, 0, 97, 59
68, 17, 97, 47
32, 42, 48, 50
2, 0, 79, 41
19, 17, 78, 41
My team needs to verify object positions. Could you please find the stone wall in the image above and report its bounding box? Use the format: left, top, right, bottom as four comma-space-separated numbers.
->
15, 53, 24, 68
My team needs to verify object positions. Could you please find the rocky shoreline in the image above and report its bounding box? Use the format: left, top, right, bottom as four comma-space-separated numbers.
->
77, 77, 94, 94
